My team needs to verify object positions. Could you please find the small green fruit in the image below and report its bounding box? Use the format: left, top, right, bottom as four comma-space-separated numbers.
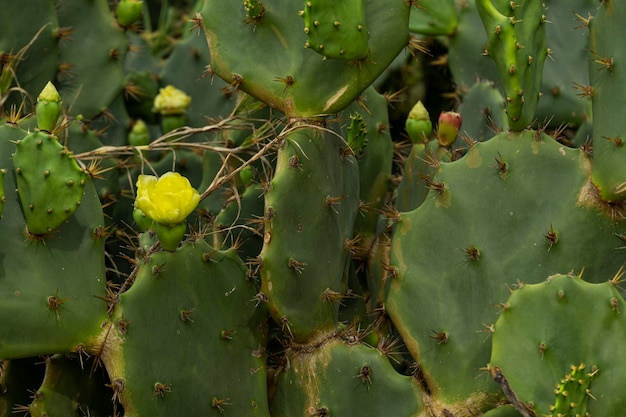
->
116, 0, 144, 27
36, 81, 62, 133
155, 222, 186, 252
405, 100, 432, 143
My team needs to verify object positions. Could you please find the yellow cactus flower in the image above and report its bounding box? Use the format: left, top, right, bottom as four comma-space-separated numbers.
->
153, 85, 191, 115
135, 172, 200, 225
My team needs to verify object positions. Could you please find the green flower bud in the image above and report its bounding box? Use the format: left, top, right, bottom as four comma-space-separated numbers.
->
36, 81, 62, 133
437, 111, 462, 147
405, 101, 432, 143
116, 0, 144, 28
155, 221, 187, 252
128, 119, 150, 146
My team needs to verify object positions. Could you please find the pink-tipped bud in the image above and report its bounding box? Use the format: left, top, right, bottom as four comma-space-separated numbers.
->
437, 111, 462, 147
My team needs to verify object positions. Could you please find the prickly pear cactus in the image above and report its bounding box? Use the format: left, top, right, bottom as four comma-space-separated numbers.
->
475, 0, 548, 130
387, 130, 626, 413
2, 0, 626, 415
259, 124, 360, 342
199, 0, 410, 116
588, 0, 626, 201
12, 131, 89, 235
489, 273, 626, 416
101, 240, 270, 416
0, 126, 107, 359
270, 335, 423, 417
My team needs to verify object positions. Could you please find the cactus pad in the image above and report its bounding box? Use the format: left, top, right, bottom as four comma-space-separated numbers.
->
270, 336, 423, 417
475, 0, 548, 130
0, 126, 107, 359
489, 273, 626, 416
101, 241, 270, 416
301, 0, 369, 60
259, 125, 360, 342
200, 0, 409, 116
588, 0, 626, 201
388, 130, 626, 409
12, 131, 88, 235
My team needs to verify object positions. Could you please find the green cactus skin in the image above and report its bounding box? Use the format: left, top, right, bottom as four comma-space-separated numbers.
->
56, 0, 127, 120
101, 240, 270, 416
395, 139, 450, 213
342, 88, 394, 312
200, 0, 409, 117
12, 131, 88, 235
0, 126, 108, 359
0, 0, 59, 108
536, 0, 594, 129
457, 80, 508, 144
259, 125, 360, 342
448, 0, 595, 131
550, 363, 595, 417
489, 274, 626, 416
409, 0, 458, 36
301, 0, 369, 60
447, 1, 499, 92
347, 87, 393, 249
588, 1, 626, 201
270, 336, 423, 417
387, 130, 626, 411
475, 0, 548, 130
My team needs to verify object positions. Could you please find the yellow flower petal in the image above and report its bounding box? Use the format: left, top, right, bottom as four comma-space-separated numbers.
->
153, 85, 191, 116
134, 172, 200, 225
